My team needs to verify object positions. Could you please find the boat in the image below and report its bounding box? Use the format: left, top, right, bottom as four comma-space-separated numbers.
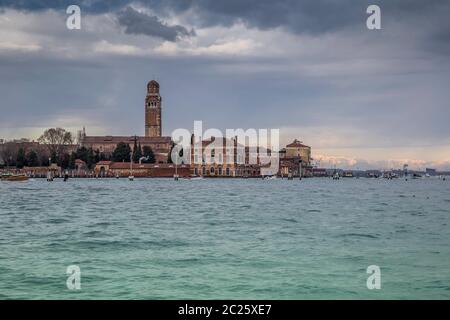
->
1, 174, 29, 182
190, 176, 204, 181
342, 171, 354, 178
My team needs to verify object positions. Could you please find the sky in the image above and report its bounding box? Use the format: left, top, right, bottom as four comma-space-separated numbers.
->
0, 0, 449, 170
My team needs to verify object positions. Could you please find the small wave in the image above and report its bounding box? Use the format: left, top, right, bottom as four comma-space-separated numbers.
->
281, 218, 298, 223
339, 233, 379, 239
45, 218, 70, 224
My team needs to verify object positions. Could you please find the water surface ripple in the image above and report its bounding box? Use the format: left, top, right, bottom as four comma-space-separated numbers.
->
0, 178, 449, 299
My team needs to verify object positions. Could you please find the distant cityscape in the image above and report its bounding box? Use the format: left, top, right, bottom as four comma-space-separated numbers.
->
0, 81, 448, 179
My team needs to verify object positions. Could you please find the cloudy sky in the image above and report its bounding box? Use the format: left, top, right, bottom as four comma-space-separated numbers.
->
0, 0, 449, 169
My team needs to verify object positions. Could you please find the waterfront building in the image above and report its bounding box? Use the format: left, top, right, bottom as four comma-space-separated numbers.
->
189, 136, 265, 177
94, 161, 190, 178
284, 139, 311, 165
279, 139, 313, 177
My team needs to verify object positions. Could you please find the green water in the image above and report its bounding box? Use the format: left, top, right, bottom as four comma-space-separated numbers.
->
0, 178, 449, 299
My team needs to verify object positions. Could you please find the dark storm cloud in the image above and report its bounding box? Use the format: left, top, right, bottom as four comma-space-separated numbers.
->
1, 0, 449, 47
117, 7, 194, 41
0, 0, 130, 13
1, 1, 448, 30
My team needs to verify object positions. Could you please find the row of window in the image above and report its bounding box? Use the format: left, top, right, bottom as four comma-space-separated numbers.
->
147, 102, 159, 107
194, 167, 231, 176
193, 153, 243, 164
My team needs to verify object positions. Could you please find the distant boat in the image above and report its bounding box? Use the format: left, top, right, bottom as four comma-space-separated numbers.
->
190, 176, 204, 181
1, 174, 29, 182
342, 171, 354, 178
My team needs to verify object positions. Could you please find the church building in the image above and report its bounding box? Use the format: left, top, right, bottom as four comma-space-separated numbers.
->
80, 80, 172, 163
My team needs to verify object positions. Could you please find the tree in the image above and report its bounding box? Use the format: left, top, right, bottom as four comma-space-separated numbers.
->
50, 151, 57, 164
38, 128, 73, 157
40, 155, 50, 167
142, 146, 155, 163
60, 153, 71, 169
69, 152, 77, 170
94, 149, 101, 164
16, 148, 27, 168
0, 142, 18, 167
87, 148, 95, 169
132, 138, 138, 162
112, 142, 131, 162
137, 142, 143, 160
26, 150, 39, 167
76, 146, 96, 168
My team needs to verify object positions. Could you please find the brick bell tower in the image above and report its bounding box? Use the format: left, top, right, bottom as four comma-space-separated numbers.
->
145, 80, 162, 137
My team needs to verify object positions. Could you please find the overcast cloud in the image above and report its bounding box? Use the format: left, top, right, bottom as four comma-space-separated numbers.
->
0, 0, 449, 169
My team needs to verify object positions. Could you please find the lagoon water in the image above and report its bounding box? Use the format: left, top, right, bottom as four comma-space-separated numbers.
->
0, 178, 449, 299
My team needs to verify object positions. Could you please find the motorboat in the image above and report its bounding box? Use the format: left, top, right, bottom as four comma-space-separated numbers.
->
1, 173, 29, 182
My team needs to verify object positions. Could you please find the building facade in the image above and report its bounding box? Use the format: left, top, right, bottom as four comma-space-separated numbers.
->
94, 161, 190, 178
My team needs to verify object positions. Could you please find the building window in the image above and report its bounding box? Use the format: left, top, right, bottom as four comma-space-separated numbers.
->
202, 166, 206, 176
194, 167, 198, 176
218, 153, 222, 164
226, 167, 230, 176
218, 167, 222, 175
210, 167, 215, 175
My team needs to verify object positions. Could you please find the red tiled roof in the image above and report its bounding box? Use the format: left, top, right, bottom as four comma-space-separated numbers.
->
286, 139, 309, 148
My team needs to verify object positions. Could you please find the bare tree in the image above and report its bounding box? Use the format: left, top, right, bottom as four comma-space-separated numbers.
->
38, 128, 73, 157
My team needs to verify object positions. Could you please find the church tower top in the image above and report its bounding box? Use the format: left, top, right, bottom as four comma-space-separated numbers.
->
147, 80, 160, 94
